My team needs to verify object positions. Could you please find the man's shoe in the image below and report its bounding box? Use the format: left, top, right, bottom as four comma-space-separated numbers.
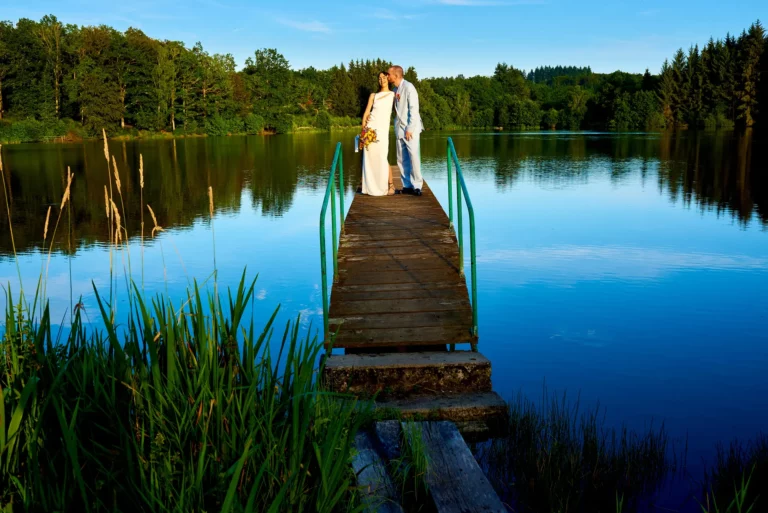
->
414, 188, 422, 196
401, 187, 415, 195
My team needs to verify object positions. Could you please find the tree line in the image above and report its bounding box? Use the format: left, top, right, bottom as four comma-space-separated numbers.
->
0, 15, 765, 142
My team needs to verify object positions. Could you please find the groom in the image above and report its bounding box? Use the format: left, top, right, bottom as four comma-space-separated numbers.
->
388, 65, 424, 196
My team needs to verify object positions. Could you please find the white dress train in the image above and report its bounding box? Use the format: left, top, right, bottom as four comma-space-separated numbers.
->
362, 91, 395, 196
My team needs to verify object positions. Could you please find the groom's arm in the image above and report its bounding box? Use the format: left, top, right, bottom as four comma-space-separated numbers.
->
405, 84, 422, 140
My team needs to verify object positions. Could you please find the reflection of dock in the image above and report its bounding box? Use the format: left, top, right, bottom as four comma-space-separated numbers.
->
319, 140, 505, 511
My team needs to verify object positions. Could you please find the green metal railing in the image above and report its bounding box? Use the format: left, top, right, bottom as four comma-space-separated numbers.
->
319, 142, 345, 341
446, 137, 479, 347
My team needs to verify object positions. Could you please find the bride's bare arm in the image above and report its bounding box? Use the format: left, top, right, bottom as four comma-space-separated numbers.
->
361, 94, 375, 127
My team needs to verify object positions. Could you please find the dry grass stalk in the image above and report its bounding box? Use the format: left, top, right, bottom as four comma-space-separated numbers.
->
102, 128, 110, 163
104, 186, 110, 219
61, 167, 73, 210
43, 206, 51, 241
112, 155, 122, 195
208, 186, 214, 216
147, 204, 163, 238
111, 199, 122, 244
44, 166, 75, 297
139, 154, 144, 189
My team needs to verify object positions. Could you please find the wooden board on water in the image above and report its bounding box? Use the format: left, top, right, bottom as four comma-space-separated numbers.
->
328, 168, 476, 350
410, 421, 506, 513
351, 431, 405, 513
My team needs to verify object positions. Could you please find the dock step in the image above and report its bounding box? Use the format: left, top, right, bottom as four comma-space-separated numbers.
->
323, 351, 491, 399
375, 391, 508, 439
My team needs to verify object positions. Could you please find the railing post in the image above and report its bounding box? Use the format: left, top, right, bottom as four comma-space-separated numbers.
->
469, 213, 478, 351
338, 144, 345, 229
456, 165, 464, 277
331, 175, 339, 283
447, 139, 454, 228
320, 215, 329, 343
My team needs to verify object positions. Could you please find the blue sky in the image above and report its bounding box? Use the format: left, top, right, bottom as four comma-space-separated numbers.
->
4, 0, 766, 77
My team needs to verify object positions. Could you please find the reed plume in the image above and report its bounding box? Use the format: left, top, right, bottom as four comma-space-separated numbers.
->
147, 204, 163, 237
111, 199, 122, 244
208, 186, 217, 290
43, 206, 51, 241
102, 128, 110, 163
104, 186, 110, 220
44, 167, 74, 298
112, 155, 122, 195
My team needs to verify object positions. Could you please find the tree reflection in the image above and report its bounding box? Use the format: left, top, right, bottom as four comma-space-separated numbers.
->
1, 131, 764, 257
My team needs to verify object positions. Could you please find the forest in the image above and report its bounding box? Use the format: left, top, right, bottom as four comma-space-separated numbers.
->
0, 15, 765, 142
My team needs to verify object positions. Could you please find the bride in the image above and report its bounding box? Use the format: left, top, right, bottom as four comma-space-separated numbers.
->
361, 71, 395, 196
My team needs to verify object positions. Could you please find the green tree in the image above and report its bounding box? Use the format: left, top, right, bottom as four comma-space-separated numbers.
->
37, 15, 64, 118
0, 21, 11, 119
327, 65, 357, 118
543, 108, 559, 129
737, 21, 765, 127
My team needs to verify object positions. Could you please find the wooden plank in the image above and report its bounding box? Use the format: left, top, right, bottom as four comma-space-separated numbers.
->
341, 230, 455, 242
332, 286, 465, 302
330, 310, 472, 330
340, 238, 458, 249
351, 431, 405, 513
330, 298, 470, 316
339, 244, 459, 257
339, 253, 460, 264
332, 326, 475, 347
405, 422, 505, 513
374, 421, 402, 461
333, 282, 463, 292
337, 269, 463, 287
339, 258, 459, 274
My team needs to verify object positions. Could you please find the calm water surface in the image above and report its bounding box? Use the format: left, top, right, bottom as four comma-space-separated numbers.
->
1, 131, 767, 509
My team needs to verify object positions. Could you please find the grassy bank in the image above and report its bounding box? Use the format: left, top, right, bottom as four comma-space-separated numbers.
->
0, 115, 363, 144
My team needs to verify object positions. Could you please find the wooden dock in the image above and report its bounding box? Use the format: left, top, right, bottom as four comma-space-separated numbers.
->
328, 168, 477, 350
322, 159, 508, 512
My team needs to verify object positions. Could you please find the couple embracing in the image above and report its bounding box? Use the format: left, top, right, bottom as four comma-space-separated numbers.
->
360, 65, 423, 197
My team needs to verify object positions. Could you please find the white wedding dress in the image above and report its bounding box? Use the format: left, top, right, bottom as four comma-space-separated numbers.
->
362, 91, 395, 196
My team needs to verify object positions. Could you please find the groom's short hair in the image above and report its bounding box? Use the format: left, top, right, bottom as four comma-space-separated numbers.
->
389, 65, 404, 78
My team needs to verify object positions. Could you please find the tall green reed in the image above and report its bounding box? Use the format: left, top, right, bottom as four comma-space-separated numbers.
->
478, 388, 678, 513
1, 275, 370, 512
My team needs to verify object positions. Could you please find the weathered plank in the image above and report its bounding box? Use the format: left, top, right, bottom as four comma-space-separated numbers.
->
333, 326, 472, 348
336, 269, 464, 287
329, 310, 472, 330
352, 431, 405, 513
405, 422, 506, 513
331, 286, 465, 302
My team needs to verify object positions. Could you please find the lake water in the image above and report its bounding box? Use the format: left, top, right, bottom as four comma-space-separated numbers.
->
1, 130, 767, 509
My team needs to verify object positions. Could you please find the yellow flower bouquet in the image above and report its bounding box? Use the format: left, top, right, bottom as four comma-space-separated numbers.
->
358, 127, 377, 151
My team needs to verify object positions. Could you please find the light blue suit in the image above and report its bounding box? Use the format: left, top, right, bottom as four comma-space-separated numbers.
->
393, 79, 424, 190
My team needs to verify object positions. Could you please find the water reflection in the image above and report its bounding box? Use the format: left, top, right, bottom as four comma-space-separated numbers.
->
0, 130, 765, 256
